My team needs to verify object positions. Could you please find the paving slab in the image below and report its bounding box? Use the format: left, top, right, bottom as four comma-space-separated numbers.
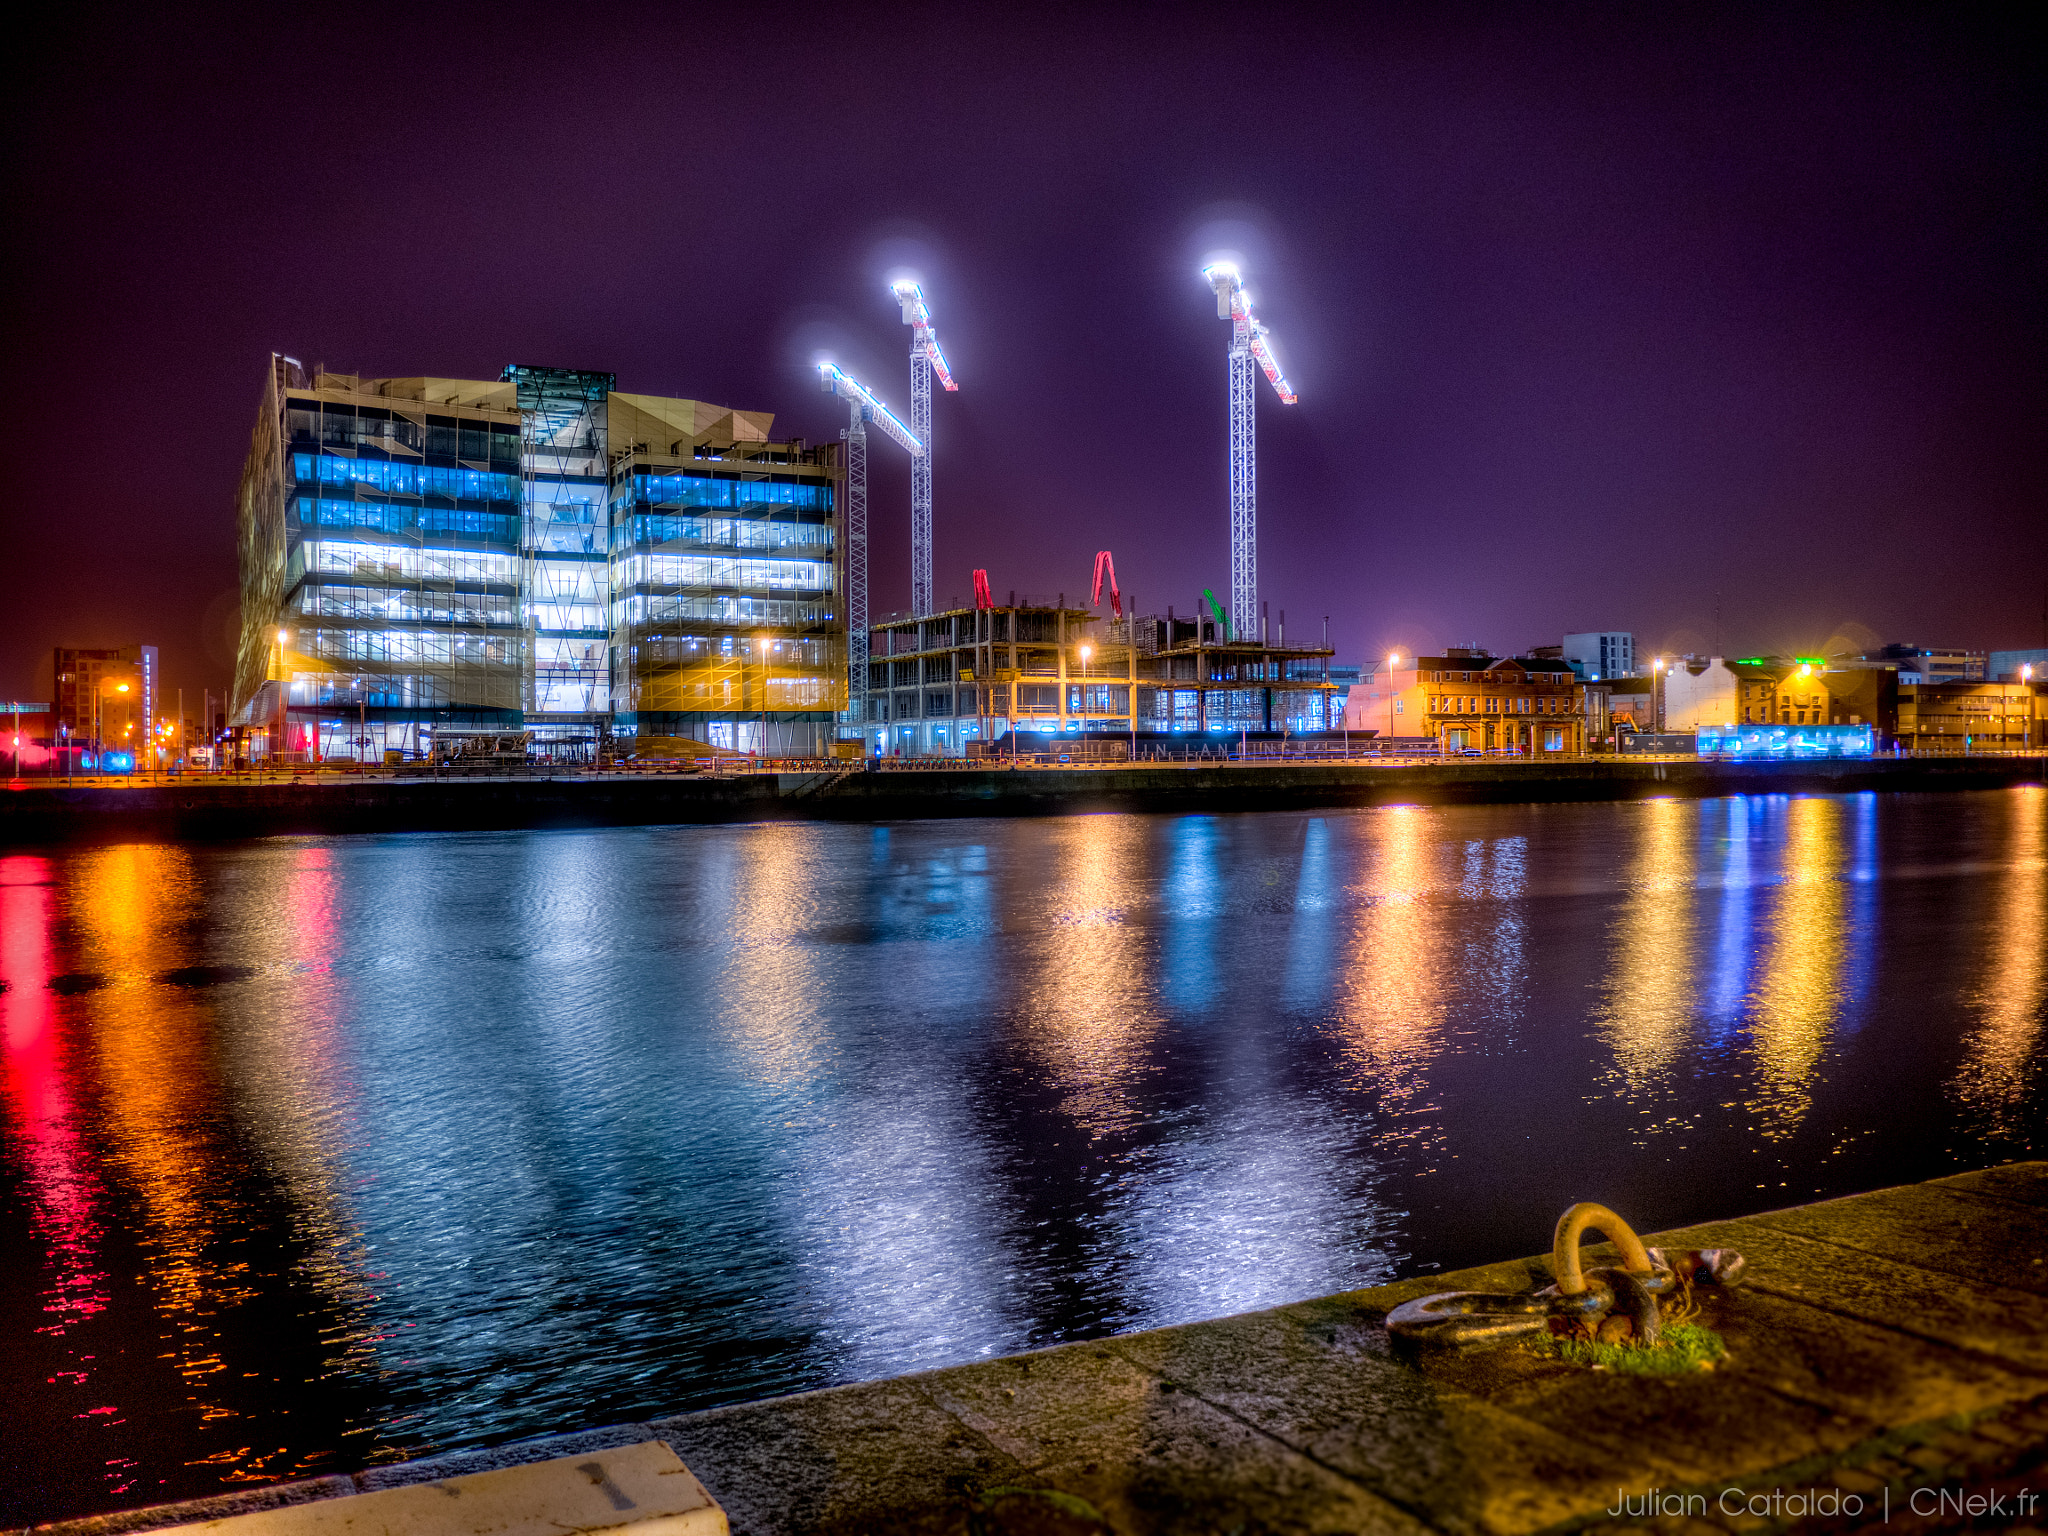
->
1109, 1307, 1646, 1536
1930, 1161, 2048, 1208
1747, 1180, 2048, 1296
1649, 1216, 2048, 1372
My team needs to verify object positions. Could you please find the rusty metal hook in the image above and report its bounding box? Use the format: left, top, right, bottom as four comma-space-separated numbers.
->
1384, 1202, 1745, 1349
1550, 1202, 1656, 1295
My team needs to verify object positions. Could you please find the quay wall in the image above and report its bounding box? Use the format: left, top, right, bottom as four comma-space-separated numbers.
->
0, 754, 2040, 845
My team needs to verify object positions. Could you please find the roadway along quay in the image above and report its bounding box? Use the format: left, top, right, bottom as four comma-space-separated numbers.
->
2, 754, 2042, 843
26, 1163, 2047, 1536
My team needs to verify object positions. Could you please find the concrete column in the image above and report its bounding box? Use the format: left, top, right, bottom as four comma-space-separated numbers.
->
1057, 610, 1069, 733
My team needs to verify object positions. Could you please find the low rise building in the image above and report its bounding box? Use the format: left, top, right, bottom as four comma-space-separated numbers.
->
1896, 679, 2044, 751
4, 703, 53, 774
1343, 647, 1585, 754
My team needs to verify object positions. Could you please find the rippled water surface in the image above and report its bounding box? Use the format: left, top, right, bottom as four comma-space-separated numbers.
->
4, 789, 2044, 1521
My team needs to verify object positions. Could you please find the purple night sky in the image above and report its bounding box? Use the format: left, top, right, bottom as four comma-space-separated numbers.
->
6, 3, 2043, 705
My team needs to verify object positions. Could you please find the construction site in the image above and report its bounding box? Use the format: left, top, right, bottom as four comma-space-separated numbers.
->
830, 263, 1341, 758
864, 593, 1340, 758
230, 261, 1340, 764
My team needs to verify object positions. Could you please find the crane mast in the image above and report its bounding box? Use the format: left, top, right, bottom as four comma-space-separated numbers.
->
892, 281, 958, 618
1201, 263, 1297, 643
819, 362, 923, 721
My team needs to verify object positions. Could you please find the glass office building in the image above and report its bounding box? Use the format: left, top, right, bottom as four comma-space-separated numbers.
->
234, 358, 843, 760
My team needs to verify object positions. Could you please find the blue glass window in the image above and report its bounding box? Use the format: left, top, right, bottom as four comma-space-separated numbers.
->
290, 454, 518, 503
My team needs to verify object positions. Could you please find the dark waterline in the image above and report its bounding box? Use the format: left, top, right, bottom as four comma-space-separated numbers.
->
3, 789, 2043, 1523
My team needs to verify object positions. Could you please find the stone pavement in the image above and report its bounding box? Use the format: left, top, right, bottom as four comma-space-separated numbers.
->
25, 1164, 2048, 1536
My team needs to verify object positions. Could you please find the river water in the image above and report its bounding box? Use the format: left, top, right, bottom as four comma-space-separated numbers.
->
3, 788, 2043, 1522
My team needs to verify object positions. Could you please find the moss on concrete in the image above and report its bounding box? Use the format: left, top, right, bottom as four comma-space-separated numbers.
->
1533, 1323, 1728, 1376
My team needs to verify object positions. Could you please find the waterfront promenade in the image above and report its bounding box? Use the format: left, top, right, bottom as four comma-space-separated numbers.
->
3, 754, 2041, 843
27, 1163, 2047, 1535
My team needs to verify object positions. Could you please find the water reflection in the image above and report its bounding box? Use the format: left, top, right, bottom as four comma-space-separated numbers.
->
1020, 816, 1163, 1134
1330, 807, 1452, 1129
1592, 800, 1698, 1118
1953, 786, 2047, 1142
0, 855, 110, 1342
1743, 797, 1851, 1139
72, 848, 254, 1407
3, 793, 2045, 1527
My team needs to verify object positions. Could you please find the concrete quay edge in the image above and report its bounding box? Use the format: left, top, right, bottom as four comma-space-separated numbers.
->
2, 754, 2041, 845
24, 1163, 2048, 1536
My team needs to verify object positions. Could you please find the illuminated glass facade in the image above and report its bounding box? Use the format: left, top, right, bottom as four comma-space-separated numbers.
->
234, 360, 843, 761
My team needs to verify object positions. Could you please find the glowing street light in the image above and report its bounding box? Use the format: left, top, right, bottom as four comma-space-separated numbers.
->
1387, 652, 1401, 749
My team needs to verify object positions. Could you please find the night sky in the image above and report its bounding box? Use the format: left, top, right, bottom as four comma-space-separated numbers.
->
6, 3, 2043, 707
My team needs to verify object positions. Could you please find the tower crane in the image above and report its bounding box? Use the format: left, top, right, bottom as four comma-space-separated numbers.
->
1201, 262, 1298, 644
819, 362, 924, 718
892, 280, 959, 618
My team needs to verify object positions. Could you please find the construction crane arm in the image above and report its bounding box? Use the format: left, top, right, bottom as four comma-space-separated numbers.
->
1247, 327, 1298, 405
818, 363, 925, 457
895, 280, 961, 393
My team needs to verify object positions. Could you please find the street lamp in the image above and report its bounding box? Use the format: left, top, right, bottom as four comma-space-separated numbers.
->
1653, 656, 1666, 735
1387, 652, 1400, 753
274, 628, 291, 767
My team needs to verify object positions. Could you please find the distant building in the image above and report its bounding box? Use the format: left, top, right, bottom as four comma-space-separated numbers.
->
1343, 647, 1585, 754
1832, 644, 1985, 684
1989, 648, 2048, 682
53, 645, 158, 758
1562, 631, 1635, 681
1663, 656, 1896, 736
1896, 679, 2043, 751
232, 358, 844, 761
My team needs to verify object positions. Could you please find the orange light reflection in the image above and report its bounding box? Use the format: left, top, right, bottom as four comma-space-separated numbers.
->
1592, 799, 1696, 1105
1953, 786, 2047, 1140
1743, 798, 1848, 1139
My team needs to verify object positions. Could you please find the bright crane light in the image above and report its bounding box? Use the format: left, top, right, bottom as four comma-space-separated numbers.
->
893, 281, 959, 392
1201, 262, 1299, 644
892, 280, 958, 619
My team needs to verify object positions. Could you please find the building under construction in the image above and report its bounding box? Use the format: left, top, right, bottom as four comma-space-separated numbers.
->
232, 358, 845, 760
864, 601, 1339, 756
